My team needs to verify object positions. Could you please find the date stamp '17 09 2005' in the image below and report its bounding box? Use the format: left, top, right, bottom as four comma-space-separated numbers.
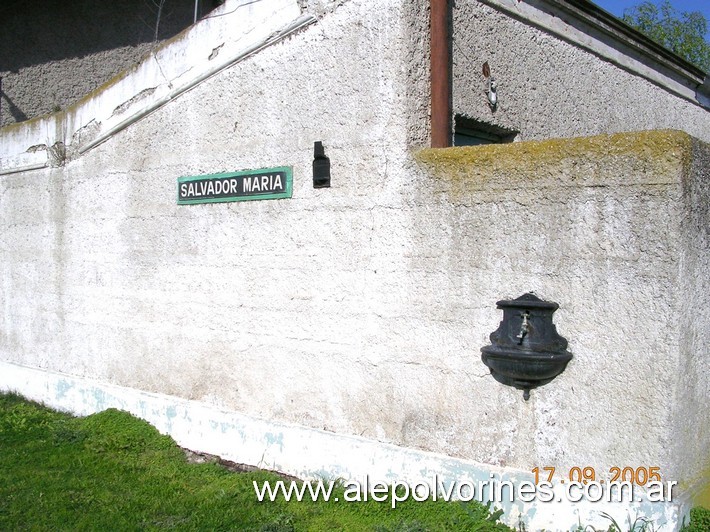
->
533, 466, 664, 486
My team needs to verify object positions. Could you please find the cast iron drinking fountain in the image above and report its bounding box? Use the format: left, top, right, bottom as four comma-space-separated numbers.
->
481, 293, 572, 401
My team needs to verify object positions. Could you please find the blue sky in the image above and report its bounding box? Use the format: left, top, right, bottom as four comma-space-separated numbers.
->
591, 0, 710, 38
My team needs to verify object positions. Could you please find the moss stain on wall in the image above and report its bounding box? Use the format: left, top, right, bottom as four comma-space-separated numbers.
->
414, 130, 694, 195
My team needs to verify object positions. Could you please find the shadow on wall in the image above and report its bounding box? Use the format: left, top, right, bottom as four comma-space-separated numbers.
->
0, 0, 223, 70
0, 82, 28, 122
0, 0, 223, 126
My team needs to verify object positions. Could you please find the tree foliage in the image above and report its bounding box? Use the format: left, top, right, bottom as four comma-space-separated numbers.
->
622, 0, 710, 72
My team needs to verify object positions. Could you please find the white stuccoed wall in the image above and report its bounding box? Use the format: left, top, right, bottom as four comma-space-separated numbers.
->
1, 0, 708, 530
453, 0, 710, 142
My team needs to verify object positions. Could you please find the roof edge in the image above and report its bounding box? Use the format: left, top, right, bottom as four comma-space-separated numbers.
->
479, 0, 708, 110
554, 0, 705, 81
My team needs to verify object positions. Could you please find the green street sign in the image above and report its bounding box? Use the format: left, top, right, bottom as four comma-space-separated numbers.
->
177, 166, 292, 205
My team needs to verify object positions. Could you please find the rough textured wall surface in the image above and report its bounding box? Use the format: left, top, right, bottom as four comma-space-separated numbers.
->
1, 0, 708, 515
1, 0, 432, 432
414, 132, 708, 487
3, 32, 708, 494
452, 0, 710, 143
0, 0, 217, 128
672, 138, 710, 502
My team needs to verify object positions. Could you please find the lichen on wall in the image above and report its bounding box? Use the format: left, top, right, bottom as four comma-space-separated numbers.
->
415, 129, 693, 187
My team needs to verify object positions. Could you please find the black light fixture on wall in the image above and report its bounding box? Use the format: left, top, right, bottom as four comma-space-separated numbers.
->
313, 141, 330, 188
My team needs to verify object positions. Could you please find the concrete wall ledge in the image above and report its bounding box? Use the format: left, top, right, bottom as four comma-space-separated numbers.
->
415, 130, 693, 191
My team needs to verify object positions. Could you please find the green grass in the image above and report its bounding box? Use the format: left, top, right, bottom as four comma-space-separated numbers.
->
2, 393, 708, 531
0, 393, 512, 531
683, 506, 710, 531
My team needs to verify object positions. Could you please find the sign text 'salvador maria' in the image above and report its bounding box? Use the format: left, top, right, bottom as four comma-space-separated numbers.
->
177, 166, 292, 205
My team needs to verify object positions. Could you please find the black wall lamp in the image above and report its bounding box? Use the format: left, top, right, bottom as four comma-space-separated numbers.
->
481, 293, 572, 401
313, 141, 330, 188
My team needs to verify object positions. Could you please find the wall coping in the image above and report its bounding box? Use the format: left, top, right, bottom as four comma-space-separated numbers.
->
415, 130, 695, 191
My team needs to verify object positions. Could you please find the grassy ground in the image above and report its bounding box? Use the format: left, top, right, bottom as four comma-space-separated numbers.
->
684, 507, 710, 532
1, 392, 707, 531
0, 393, 511, 531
